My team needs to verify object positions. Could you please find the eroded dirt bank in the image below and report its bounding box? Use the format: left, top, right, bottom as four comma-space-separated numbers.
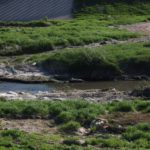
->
1, 63, 150, 83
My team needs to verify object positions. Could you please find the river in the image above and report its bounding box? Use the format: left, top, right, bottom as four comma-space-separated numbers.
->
0, 81, 145, 93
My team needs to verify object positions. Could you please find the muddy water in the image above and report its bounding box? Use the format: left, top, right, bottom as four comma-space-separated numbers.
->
0, 81, 145, 93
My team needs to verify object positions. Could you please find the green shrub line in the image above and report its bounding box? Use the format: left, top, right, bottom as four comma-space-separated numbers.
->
0, 20, 51, 27
0, 100, 149, 123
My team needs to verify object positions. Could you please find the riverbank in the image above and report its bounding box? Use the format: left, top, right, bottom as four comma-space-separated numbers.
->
1, 41, 150, 83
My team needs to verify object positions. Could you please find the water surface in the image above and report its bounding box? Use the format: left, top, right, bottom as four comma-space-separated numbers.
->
0, 81, 145, 93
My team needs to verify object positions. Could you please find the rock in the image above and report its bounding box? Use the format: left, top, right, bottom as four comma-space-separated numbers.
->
32, 62, 37, 66
18, 92, 25, 95
107, 125, 125, 134
90, 118, 109, 132
142, 86, 150, 97
7, 91, 18, 96
130, 89, 142, 97
43, 97, 50, 100
69, 78, 83, 83
110, 88, 117, 92
131, 86, 150, 97
76, 127, 89, 135
54, 74, 70, 80
133, 76, 142, 80
62, 139, 86, 146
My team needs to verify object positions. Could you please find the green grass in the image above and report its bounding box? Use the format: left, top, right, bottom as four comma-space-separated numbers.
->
4, 42, 150, 80
85, 122, 150, 149
0, 0, 150, 56
60, 121, 81, 133
0, 100, 105, 125
0, 18, 141, 56
0, 130, 91, 150
0, 100, 149, 149
74, 0, 150, 16
0, 123, 150, 150
0, 19, 51, 27
37, 42, 150, 79
0, 100, 149, 124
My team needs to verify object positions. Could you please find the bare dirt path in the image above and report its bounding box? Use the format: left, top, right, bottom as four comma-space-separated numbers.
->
120, 21, 150, 35
0, 119, 58, 135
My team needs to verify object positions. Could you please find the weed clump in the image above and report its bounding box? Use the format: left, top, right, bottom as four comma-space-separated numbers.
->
0, 97, 7, 102
61, 121, 81, 133
111, 101, 134, 112
1, 130, 24, 139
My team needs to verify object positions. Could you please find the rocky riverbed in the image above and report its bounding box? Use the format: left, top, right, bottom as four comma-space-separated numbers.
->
0, 88, 131, 102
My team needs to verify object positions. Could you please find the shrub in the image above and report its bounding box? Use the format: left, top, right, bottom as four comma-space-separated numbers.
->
123, 123, 150, 142
22, 106, 38, 116
103, 138, 124, 148
0, 97, 7, 102
111, 101, 134, 112
136, 123, 150, 132
144, 106, 150, 113
61, 121, 81, 133
1, 130, 24, 139
136, 101, 150, 111
56, 112, 75, 123
86, 138, 103, 146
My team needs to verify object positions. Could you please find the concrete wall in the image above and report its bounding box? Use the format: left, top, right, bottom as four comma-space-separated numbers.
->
0, 0, 74, 22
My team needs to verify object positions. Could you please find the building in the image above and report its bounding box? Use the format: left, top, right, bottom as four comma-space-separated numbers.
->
0, 0, 74, 22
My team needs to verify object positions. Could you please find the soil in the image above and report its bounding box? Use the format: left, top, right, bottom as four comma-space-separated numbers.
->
120, 22, 150, 35
107, 112, 150, 127
0, 119, 59, 135
0, 112, 149, 136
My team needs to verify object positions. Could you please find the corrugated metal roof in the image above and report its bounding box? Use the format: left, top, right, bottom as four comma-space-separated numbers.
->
0, 0, 74, 22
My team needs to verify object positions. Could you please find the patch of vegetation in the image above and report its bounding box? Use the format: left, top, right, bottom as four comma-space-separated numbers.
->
0, 130, 90, 150
0, 19, 51, 27
85, 122, 150, 149
0, 100, 105, 125
0, 122, 150, 150
123, 123, 150, 145
136, 101, 150, 113
60, 121, 81, 133
109, 101, 135, 112
35, 42, 150, 79
74, 0, 150, 16
0, 0, 150, 57
0, 96, 7, 102
0, 100, 149, 149
0, 18, 140, 56
0, 100, 149, 124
